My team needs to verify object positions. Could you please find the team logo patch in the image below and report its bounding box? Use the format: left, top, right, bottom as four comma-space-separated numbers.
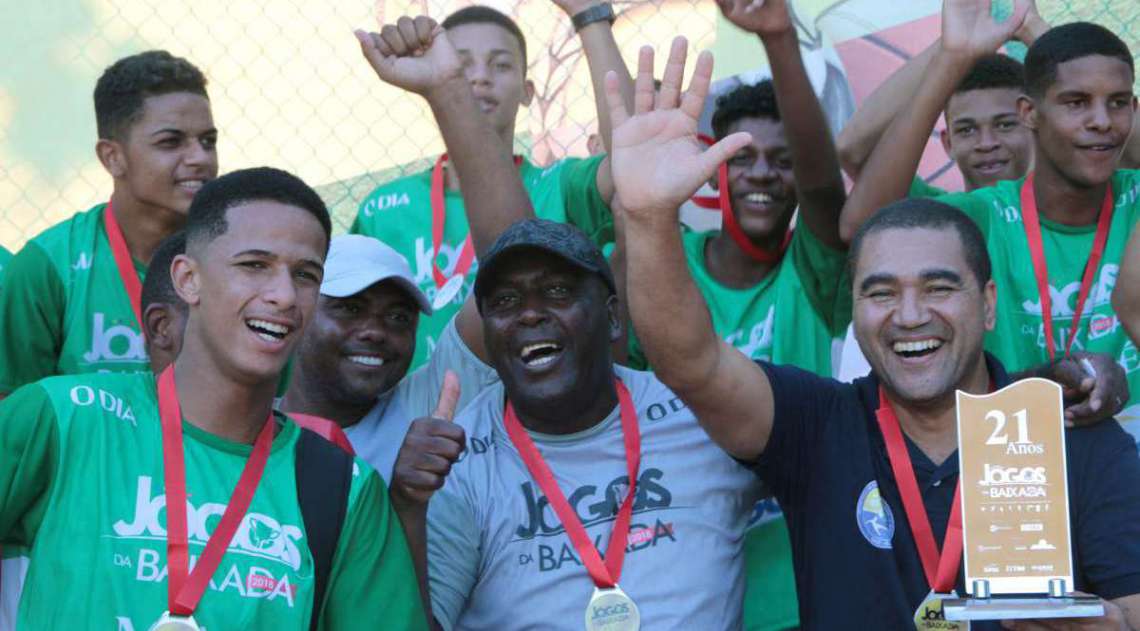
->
856, 480, 894, 549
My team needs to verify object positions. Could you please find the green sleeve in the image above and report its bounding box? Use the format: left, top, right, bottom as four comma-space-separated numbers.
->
319, 468, 427, 631
558, 156, 614, 246
788, 226, 851, 334
0, 246, 12, 292
0, 244, 66, 394
0, 383, 59, 547
930, 189, 995, 235
908, 176, 948, 199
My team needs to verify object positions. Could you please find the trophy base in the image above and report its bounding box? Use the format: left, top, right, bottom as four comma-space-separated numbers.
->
943, 596, 1103, 621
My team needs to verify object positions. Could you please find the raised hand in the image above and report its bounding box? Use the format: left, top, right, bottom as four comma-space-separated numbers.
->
390, 372, 465, 508
941, 0, 1032, 58
354, 15, 464, 97
605, 37, 752, 226
1049, 352, 1130, 427
716, 0, 794, 38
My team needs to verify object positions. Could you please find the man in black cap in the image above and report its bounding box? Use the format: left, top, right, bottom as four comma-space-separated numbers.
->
383, 29, 766, 630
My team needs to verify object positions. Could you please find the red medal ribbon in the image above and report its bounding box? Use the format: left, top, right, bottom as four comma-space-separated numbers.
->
503, 379, 640, 588
103, 202, 144, 327
430, 153, 523, 288
1020, 174, 1114, 362
692, 134, 791, 264
875, 386, 963, 593
158, 366, 275, 616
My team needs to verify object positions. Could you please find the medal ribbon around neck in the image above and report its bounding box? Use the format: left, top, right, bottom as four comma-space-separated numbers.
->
429, 153, 524, 288
503, 379, 640, 588
875, 385, 963, 593
691, 135, 791, 263
104, 202, 144, 328
158, 366, 275, 616
1020, 173, 1114, 363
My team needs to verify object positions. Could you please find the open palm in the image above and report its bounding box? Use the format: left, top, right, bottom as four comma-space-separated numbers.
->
607, 38, 751, 221
355, 16, 463, 96
941, 0, 1031, 57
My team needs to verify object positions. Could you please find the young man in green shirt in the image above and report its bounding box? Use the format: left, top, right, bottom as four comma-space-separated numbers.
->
841, 6, 1140, 439
837, 2, 1140, 199
0, 51, 218, 397
0, 167, 426, 630
350, 3, 633, 370
619, 1, 847, 628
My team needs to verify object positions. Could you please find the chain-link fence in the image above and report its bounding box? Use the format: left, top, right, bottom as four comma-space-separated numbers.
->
1, 0, 1137, 251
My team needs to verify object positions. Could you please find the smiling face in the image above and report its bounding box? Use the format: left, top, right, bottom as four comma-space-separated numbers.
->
1023, 55, 1137, 188
853, 226, 995, 406
176, 200, 326, 385
480, 249, 619, 417
721, 116, 797, 244
446, 21, 534, 139
293, 280, 419, 410
106, 92, 218, 216
943, 87, 1034, 190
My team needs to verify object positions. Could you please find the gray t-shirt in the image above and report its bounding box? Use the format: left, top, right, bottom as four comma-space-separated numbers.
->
427, 365, 762, 630
345, 317, 499, 480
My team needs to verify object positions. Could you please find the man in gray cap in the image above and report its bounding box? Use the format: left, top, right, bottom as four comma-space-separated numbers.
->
279, 233, 497, 480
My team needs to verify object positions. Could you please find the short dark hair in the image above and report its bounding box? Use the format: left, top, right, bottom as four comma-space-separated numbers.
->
954, 54, 1025, 95
1024, 22, 1134, 97
442, 5, 528, 72
94, 50, 209, 140
141, 232, 187, 315
712, 80, 780, 140
184, 167, 332, 252
849, 198, 992, 287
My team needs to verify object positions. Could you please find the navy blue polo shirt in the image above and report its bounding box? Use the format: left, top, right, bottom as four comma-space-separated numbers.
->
754, 355, 1140, 630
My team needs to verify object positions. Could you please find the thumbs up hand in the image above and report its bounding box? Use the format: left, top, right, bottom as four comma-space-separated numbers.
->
391, 371, 466, 509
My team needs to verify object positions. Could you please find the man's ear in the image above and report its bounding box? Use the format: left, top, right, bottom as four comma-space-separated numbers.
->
606, 293, 623, 343
940, 128, 953, 156
144, 304, 176, 350
521, 78, 536, 107
983, 279, 997, 332
171, 253, 202, 306
95, 138, 127, 178
1017, 95, 1039, 131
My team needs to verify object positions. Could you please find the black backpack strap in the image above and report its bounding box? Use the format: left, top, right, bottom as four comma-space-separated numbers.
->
295, 427, 353, 631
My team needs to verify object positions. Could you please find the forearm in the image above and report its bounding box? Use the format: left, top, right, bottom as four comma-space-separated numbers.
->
1112, 226, 1140, 346
578, 19, 634, 154
426, 79, 535, 256
839, 47, 978, 242
836, 41, 939, 179
761, 29, 846, 249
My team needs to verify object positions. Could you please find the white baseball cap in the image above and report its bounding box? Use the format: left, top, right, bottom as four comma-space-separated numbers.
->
320, 234, 433, 314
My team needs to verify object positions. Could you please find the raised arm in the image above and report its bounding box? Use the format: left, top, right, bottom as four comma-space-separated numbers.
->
838, 0, 1031, 243
1113, 223, 1140, 347
607, 38, 775, 460
719, 0, 847, 249
355, 17, 534, 257
836, 41, 939, 180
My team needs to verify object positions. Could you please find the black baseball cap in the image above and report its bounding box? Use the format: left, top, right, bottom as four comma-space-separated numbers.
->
473, 219, 616, 310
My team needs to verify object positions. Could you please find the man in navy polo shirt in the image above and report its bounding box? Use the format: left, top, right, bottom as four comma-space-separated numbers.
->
605, 30, 1140, 628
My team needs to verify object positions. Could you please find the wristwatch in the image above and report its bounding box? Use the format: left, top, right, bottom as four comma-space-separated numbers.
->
572, 3, 616, 31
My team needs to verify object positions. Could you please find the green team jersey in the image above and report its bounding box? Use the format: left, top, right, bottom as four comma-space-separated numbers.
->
628, 224, 849, 631
351, 156, 613, 369
935, 170, 1140, 443
0, 245, 12, 292
0, 204, 147, 394
627, 224, 850, 372
909, 175, 949, 198
0, 371, 426, 630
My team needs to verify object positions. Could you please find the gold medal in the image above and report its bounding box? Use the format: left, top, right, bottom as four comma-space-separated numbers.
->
148, 611, 201, 631
914, 591, 969, 631
585, 586, 640, 631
